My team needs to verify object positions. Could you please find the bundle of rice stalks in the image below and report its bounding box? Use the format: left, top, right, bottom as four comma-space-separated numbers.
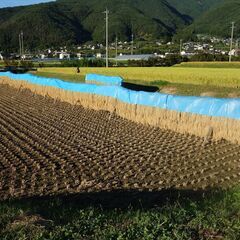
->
1, 76, 240, 144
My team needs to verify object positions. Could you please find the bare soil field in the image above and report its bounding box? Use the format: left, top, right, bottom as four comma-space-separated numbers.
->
0, 84, 240, 200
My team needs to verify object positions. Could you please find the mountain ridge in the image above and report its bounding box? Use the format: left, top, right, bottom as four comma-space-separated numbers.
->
0, 0, 230, 51
177, 0, 240, 39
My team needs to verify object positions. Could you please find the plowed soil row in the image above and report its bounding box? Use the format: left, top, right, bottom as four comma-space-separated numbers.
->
0, 84, 240, 200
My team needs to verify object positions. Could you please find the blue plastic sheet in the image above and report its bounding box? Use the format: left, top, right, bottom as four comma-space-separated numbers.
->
85, 73, 123, 86
1, 72, 240, 120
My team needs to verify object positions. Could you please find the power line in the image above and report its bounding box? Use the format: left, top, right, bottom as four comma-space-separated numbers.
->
229, 22, 235, 62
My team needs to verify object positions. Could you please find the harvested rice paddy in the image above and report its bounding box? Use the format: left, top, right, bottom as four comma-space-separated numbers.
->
1, 83, 240, 239
0, 84, 240, 200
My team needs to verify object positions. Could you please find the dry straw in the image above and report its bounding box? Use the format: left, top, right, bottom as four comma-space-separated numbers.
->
1, 76, 240, 144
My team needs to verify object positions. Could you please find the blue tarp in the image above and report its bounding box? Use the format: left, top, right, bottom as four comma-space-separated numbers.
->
1, 72, 240, 120
85, 73, 123, 86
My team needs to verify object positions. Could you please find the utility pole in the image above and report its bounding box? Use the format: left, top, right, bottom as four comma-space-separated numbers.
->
229, 22, 235, 62
180, 39, 183, 55
19, 33, 22, 58
22, 31, 24, 57
131, 33, 134, 55
115, 36, 118, 66
103, 8, 109, 68
115, 36, 118, 57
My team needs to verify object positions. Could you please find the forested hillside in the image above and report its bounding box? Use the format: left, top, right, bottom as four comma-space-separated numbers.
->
0, 0, 230, 51
178, 0, 240, 39
166, 0, 224, 18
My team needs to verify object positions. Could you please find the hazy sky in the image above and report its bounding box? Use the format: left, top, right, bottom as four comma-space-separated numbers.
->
0, 0, 55, 8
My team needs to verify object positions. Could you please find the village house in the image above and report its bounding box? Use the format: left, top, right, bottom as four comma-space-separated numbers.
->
229, 49, 240, 57
58, 51, 70, 60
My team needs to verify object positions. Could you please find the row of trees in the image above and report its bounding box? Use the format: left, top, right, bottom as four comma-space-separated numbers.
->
55, 55, 187, 68
191, 53, 240, 62
3, 53, 240, 70
4, 60, 34, 68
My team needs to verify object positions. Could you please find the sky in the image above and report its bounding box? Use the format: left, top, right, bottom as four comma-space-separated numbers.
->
0, 0, 55, 8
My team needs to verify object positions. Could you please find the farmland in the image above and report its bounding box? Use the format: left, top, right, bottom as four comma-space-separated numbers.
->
0, 83, 240, 239
176, 62, 240, 68
1, 84, 240, 199
36, 65, 240, 97
36, 65, 240, 87
1, 63, 240, 239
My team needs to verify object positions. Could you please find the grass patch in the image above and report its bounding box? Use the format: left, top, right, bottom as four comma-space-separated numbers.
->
120, 78, 240, 98
176, 62, 240, 69
0, 188, 239, 240
34, 71, 85, 83
34, 69, 240, 98
149, 80, 240, 98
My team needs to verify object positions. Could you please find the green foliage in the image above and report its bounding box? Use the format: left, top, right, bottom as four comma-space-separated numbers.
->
190, 54, 240, 62
19, 60, 34, 68
127, 55, 187, 67
177, 61, 240, 68
0, 188, 240, 239
167, 0, 225, 18
178, 0, 240, 39
60, 59, 105, 67
0, 0, 223, 51
3, 59, 34, 68
3, 59, 18, 67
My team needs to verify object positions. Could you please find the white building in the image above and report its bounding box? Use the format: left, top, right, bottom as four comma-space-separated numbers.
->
22, 54, 33, 60
0, 53, 3, 60
115, 54, 155, 61
59, 52, 70, 60
229, 49, 240, 56
180, 51, 195, 57
40, 54, 46, 60
77, 53, 82, 59
96, 53, 102, 58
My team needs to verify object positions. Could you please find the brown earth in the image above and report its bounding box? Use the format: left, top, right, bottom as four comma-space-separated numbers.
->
0, 84, 240, 200
200, 92, 216, 97
160, 86, 177, 95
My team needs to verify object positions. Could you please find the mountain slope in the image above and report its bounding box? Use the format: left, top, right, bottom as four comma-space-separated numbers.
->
0, 0, 192, 50
166, 0, 225, 18
0, 0, 227, 51
0, 1, 91, 51
178, 0, 240, 39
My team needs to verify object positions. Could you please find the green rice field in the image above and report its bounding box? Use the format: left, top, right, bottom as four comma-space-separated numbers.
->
35, 64, 240, 98
37, 66, 240, 88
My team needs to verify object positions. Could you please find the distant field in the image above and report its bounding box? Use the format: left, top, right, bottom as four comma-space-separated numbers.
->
37, 66, 240, 88
176, 62, 240, 68
35, 66, 240, 98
